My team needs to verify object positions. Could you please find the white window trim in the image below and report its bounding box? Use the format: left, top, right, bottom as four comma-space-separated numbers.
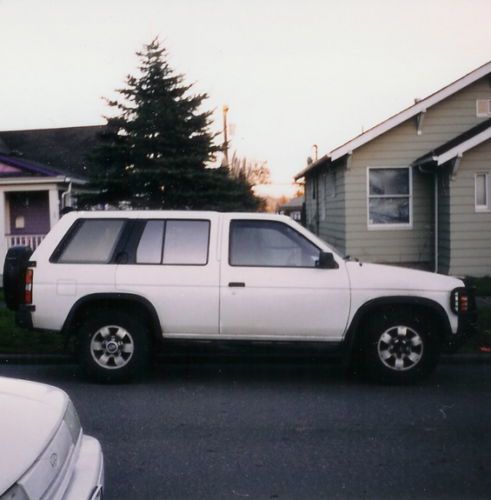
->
475, 172, 490, 212
367, 166, 413, 230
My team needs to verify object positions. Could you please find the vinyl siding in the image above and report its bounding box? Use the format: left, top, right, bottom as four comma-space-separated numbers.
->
305, 166, 347, 255
303, 75, 491, 272
447, 139, 491, 277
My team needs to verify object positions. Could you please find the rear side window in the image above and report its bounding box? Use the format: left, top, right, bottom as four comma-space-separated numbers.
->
56, 219, 125, 263
163, 220, 209, 265
136, 221, 165, 264
135, 219, 210, 265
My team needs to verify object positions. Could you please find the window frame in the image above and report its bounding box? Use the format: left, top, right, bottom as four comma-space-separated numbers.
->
366, 166, 413, 230
475, 172, 490, 212
228, 219, 322, 269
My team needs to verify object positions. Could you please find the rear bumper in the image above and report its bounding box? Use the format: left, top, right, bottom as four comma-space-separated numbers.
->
64, 435, 104, 500
15, 305, 34, 330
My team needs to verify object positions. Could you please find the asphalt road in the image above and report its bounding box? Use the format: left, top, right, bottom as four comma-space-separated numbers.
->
1, 359, 491, 499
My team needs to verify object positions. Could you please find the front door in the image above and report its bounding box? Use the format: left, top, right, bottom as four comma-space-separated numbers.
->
219, 217, 350, 340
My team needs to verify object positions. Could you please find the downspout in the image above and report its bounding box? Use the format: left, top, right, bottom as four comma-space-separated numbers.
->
61, 178, 73, 210
434, 172, 438, 273
417, 161, 439, 273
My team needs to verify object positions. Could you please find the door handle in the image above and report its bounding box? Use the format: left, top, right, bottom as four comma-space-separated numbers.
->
228, 282, 245, 287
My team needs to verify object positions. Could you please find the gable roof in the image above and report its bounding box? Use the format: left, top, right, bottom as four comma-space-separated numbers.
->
279, 195, 304, 210
0, 154, 67, 177
295, 60, 491, 180
413, 117, 491, 167
0, 125, 104, 178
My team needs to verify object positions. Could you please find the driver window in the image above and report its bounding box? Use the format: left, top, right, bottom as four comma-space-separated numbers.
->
229, 220, 320, 267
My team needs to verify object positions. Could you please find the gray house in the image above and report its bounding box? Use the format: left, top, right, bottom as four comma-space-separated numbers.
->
295, 61, 491, 277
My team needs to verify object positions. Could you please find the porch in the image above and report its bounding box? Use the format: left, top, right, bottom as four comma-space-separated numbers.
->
6, 233, 45, 250
0, 186, 61, 266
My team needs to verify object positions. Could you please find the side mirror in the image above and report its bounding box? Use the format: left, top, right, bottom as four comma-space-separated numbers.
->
317, 251, 338, 269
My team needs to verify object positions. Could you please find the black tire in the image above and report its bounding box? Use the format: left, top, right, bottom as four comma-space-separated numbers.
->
3, 246, 32, 310
363, 307, 440, 384
78, 309, 150, 383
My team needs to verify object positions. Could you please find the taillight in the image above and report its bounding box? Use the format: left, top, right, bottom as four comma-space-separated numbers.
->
451, 287, 472, 314
24, 268, 33, 304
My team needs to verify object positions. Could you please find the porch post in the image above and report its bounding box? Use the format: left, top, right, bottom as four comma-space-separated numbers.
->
0, 191, 7, 267
48, 189, 60, 229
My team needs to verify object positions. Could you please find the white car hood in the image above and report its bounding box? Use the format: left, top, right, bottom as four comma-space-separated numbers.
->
0, 377, 67, 495
346, 262, 464, 292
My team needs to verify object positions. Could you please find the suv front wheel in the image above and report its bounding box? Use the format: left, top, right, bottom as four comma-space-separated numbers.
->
78, 310, 150, 382
364, 307, 440, 384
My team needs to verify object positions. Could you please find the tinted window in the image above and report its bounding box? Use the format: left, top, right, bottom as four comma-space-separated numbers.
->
163, 220, 209, 265
58, 219, 124, 263
230, 220, 320, 267
136, 221, 164, 264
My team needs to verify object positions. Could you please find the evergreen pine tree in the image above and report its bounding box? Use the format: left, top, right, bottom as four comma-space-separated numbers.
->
85, 38, 262, 211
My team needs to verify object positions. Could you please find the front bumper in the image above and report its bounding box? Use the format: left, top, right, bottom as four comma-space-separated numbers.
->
444, 311, 478, 352
64, 435, 104, 500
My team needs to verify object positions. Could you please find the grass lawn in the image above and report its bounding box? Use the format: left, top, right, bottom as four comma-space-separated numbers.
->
465, 276, 491, 296
0, 307, 64, 354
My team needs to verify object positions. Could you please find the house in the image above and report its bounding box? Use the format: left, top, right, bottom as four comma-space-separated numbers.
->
0, 125, 102, 264
295, 61, 491, 277
278, 195, 305, 223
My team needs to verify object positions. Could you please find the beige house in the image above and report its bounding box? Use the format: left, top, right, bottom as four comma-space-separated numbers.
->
296, 61, 491, 277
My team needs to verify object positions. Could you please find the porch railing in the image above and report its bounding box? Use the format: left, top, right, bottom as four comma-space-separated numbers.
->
6, 234, 46, 250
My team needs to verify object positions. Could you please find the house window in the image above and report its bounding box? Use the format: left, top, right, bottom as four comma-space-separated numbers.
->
476, 99, 491, 117
325, 170, 336, 198
475, 173, 489, 211
367, 167, 412, 228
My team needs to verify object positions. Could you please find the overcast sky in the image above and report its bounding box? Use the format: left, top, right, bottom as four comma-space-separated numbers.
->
1, 0, 490, 196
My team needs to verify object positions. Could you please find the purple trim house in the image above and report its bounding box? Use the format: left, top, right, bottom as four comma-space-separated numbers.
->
0, 154, 85, 255
0, 125, 101, 265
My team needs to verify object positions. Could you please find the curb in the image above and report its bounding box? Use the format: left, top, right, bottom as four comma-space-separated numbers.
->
0, 352, 490, 365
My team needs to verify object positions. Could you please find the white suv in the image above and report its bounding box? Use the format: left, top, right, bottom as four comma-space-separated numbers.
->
3, 211, 476, 383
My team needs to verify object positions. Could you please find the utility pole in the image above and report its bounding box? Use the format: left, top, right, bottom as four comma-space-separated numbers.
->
222, 104, 229, 167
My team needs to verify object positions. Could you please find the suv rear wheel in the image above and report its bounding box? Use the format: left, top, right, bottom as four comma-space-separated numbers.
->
363, 307, 440, 384
78, 310, 150, 383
